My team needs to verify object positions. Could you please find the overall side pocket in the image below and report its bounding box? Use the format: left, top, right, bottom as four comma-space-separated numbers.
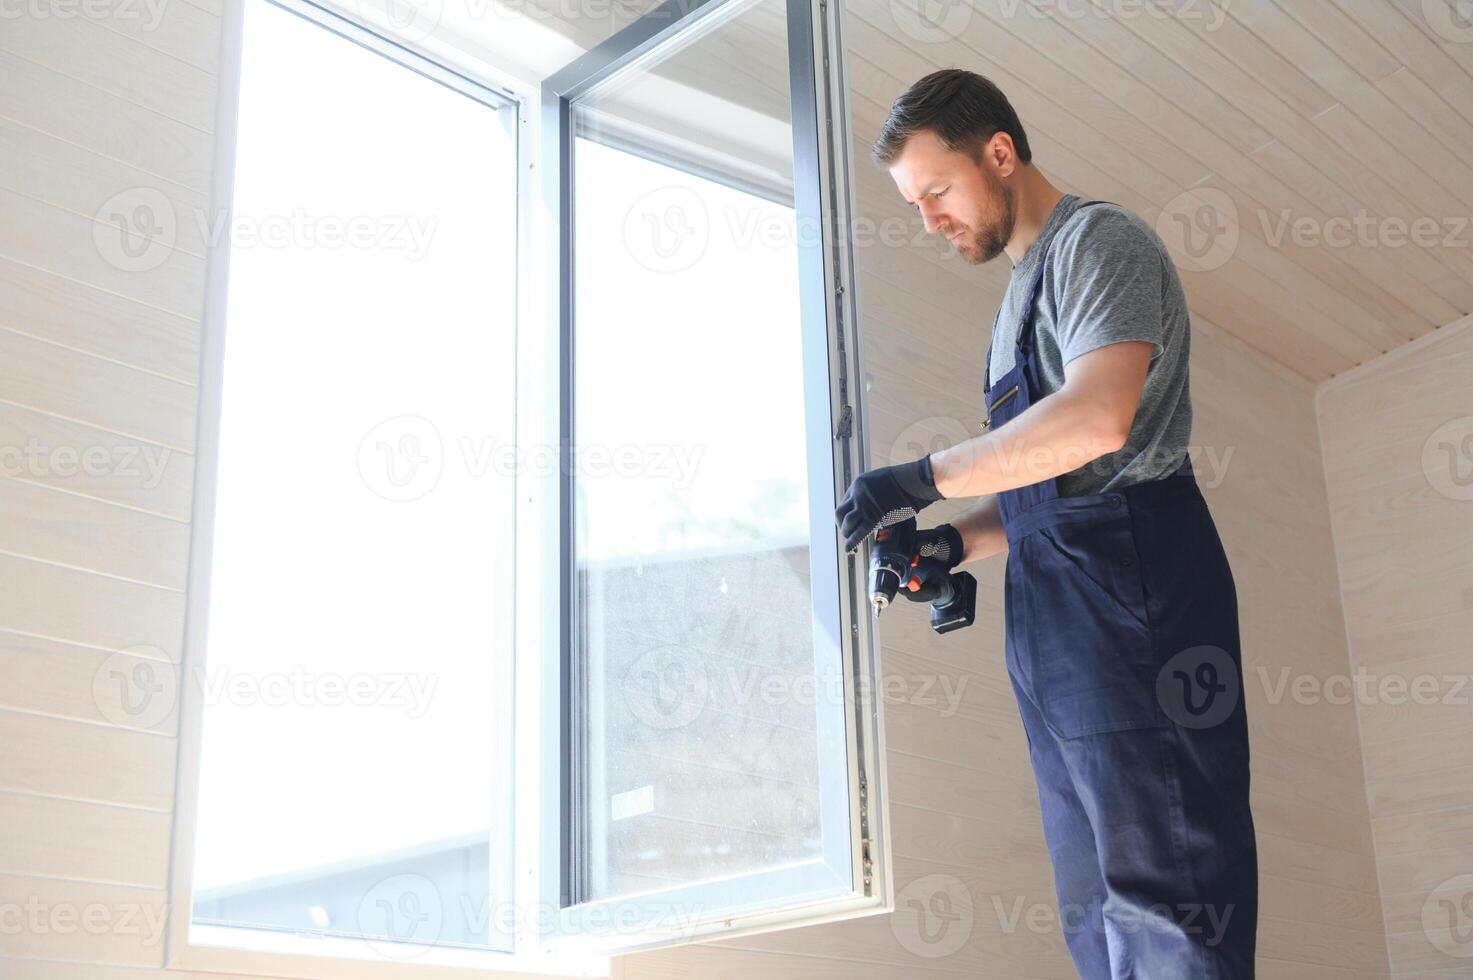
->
1019, 523, 1165, 739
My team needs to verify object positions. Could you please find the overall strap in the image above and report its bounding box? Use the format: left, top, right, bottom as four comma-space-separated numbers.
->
983, 305, 1003, 393
984, 199, 1115, 394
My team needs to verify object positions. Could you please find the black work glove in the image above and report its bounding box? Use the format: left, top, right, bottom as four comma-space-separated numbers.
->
900, 524, 964, 603
835, 456, 945, 554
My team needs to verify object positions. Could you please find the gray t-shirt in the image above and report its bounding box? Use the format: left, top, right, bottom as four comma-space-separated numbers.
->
987, 194, 1192, 498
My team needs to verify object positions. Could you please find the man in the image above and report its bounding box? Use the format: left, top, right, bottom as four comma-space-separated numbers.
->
834, 69, 1258, 978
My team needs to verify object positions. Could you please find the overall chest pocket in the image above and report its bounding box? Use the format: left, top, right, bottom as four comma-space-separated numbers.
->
983, 384, 1020, 430
1015, 516, 1164, 739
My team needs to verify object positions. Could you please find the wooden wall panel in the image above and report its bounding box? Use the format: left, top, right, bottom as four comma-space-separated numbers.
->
1318, 315, 1473, 978
0, 0, 214, 974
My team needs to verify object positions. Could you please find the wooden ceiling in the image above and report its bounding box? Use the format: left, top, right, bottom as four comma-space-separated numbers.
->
491, 0, 1473, 383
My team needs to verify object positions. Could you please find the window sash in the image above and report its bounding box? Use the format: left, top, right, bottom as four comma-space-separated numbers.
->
536, 0, 889, 952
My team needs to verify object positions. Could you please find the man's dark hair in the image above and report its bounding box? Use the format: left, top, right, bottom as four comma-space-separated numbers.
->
872, 69, 1032, 168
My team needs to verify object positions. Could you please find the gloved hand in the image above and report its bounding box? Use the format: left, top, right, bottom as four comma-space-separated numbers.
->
899, 523, 964, 603
835, 455, 945, 554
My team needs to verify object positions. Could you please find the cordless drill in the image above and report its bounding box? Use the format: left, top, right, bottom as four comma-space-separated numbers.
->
868, 517, 977, 633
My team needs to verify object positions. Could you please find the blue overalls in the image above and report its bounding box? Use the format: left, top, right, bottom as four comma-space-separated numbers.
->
983, 202, 1258, 978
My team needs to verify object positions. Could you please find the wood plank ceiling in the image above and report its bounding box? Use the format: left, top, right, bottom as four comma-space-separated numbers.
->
508, 0, 1473, 383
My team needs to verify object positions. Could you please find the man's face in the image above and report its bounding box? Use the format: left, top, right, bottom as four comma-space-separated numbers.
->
889, 129, 1016, 265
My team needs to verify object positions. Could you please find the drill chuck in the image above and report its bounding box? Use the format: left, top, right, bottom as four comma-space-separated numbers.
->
867, 518, 917, 612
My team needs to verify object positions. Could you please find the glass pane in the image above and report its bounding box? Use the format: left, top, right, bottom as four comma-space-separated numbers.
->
570, 0, 827, 903
191, 0, 518, 953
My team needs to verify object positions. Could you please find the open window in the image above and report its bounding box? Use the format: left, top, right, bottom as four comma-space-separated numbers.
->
169, 0, 528, 971
535, 0, 888, 955
171, 0, 883, 971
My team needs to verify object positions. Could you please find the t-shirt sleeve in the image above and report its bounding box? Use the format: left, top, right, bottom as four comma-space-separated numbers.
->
1049, 207, 1168, 367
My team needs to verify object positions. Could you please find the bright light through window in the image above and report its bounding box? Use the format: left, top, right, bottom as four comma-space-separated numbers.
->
191, 0, 518, 952
564, 0, 841, 907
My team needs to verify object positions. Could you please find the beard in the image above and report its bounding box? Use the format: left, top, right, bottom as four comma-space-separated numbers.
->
956, 176, 1016, 264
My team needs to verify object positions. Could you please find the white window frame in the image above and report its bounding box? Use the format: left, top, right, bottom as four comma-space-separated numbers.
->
536, 0, 891, 956
167, 0, 887, 973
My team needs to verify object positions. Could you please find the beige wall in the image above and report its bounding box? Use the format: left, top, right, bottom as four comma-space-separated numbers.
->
0, 0, 218, 973
0, 2, 1403, 979
1317, 315, 1473, 979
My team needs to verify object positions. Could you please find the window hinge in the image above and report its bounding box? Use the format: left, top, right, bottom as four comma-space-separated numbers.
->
834, 404, 853, 440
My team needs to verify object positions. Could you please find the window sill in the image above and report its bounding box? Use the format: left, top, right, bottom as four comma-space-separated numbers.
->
169, 923, 611, 979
